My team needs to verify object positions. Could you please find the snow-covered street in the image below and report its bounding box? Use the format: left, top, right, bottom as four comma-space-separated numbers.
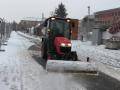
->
0, 31, 120, 90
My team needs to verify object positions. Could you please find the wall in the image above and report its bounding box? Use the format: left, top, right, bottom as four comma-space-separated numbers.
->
95, 7, 120, 26
92, 26, 102, 45
80, 15, 95, 41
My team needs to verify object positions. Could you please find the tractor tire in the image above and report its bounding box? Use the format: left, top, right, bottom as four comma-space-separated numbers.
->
64, 51, 78, 61
41, 40, 48, 60
70, 52, 78, 61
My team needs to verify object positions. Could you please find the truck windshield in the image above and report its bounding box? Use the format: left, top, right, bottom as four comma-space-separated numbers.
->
50, 19, 70, 38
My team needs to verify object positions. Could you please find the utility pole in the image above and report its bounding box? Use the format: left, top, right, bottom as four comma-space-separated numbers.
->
42, 13, 44, 21
88, 6, 90, 17
87, 6, 90, 40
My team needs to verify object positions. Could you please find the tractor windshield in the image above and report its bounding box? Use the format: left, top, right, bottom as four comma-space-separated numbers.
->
50, 19, 70, 38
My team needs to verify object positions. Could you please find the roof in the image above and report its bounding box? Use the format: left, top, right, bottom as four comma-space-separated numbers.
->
95, 7, 120, 15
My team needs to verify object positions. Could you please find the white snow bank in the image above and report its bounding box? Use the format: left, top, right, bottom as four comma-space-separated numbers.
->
72, 40, 120, 68
17, 31, 42, 45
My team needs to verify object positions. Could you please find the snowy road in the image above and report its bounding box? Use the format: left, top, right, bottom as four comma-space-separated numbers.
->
0, 31, 120, 90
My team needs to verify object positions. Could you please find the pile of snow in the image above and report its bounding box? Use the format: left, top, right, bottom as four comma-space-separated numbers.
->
17, 31, 42, 45
71, 40, 120, 68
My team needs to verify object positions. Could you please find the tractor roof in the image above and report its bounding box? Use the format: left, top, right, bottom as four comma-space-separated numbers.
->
47, 17, 71, 20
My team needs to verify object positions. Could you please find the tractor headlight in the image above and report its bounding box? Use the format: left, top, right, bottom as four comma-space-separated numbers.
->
51, 17, 55, 20
68, 43, 71, 47
61, 43, 65, 47
67, 19, 70, 22
47, 29, 51, 32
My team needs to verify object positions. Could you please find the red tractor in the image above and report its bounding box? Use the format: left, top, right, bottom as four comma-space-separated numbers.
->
41, 17, 77, 61
40, 17, 97, 73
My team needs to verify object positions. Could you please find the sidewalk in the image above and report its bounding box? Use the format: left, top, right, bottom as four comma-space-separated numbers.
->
0, 31, 45, 90
0, 31, 24, 90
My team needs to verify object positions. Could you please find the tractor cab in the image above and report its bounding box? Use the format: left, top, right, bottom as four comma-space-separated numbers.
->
44, 17, 71, 38
41, 17, 77, 60
48, 18, 70, 38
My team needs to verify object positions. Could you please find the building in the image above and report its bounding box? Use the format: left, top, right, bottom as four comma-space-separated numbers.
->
93, 7, 120, 45
19, 20, 41, 29
18, 20, 42, 32
80, 15, 95, 41
79, 7, 120, 45
95, 7, 120, 26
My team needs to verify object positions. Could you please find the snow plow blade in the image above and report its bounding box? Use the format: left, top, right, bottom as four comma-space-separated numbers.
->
46, 60, 98, 73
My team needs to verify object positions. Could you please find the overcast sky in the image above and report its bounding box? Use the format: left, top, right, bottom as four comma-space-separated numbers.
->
0, 0, 120, 22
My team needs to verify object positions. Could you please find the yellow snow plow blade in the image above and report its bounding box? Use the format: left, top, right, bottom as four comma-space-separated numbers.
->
46, 60, 98, 73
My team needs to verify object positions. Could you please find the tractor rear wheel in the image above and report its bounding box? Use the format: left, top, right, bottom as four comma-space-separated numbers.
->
41, 40, 48, 60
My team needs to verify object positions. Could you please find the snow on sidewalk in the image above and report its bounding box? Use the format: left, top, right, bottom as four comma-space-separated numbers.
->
0, 32, 24, 90
0, 31, 44, 90
72, 40, 120, 68
17, 31, 42, 45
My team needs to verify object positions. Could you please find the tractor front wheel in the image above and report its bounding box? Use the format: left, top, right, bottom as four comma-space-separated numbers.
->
70, 52, 78, 61
64, 51, 78, 61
